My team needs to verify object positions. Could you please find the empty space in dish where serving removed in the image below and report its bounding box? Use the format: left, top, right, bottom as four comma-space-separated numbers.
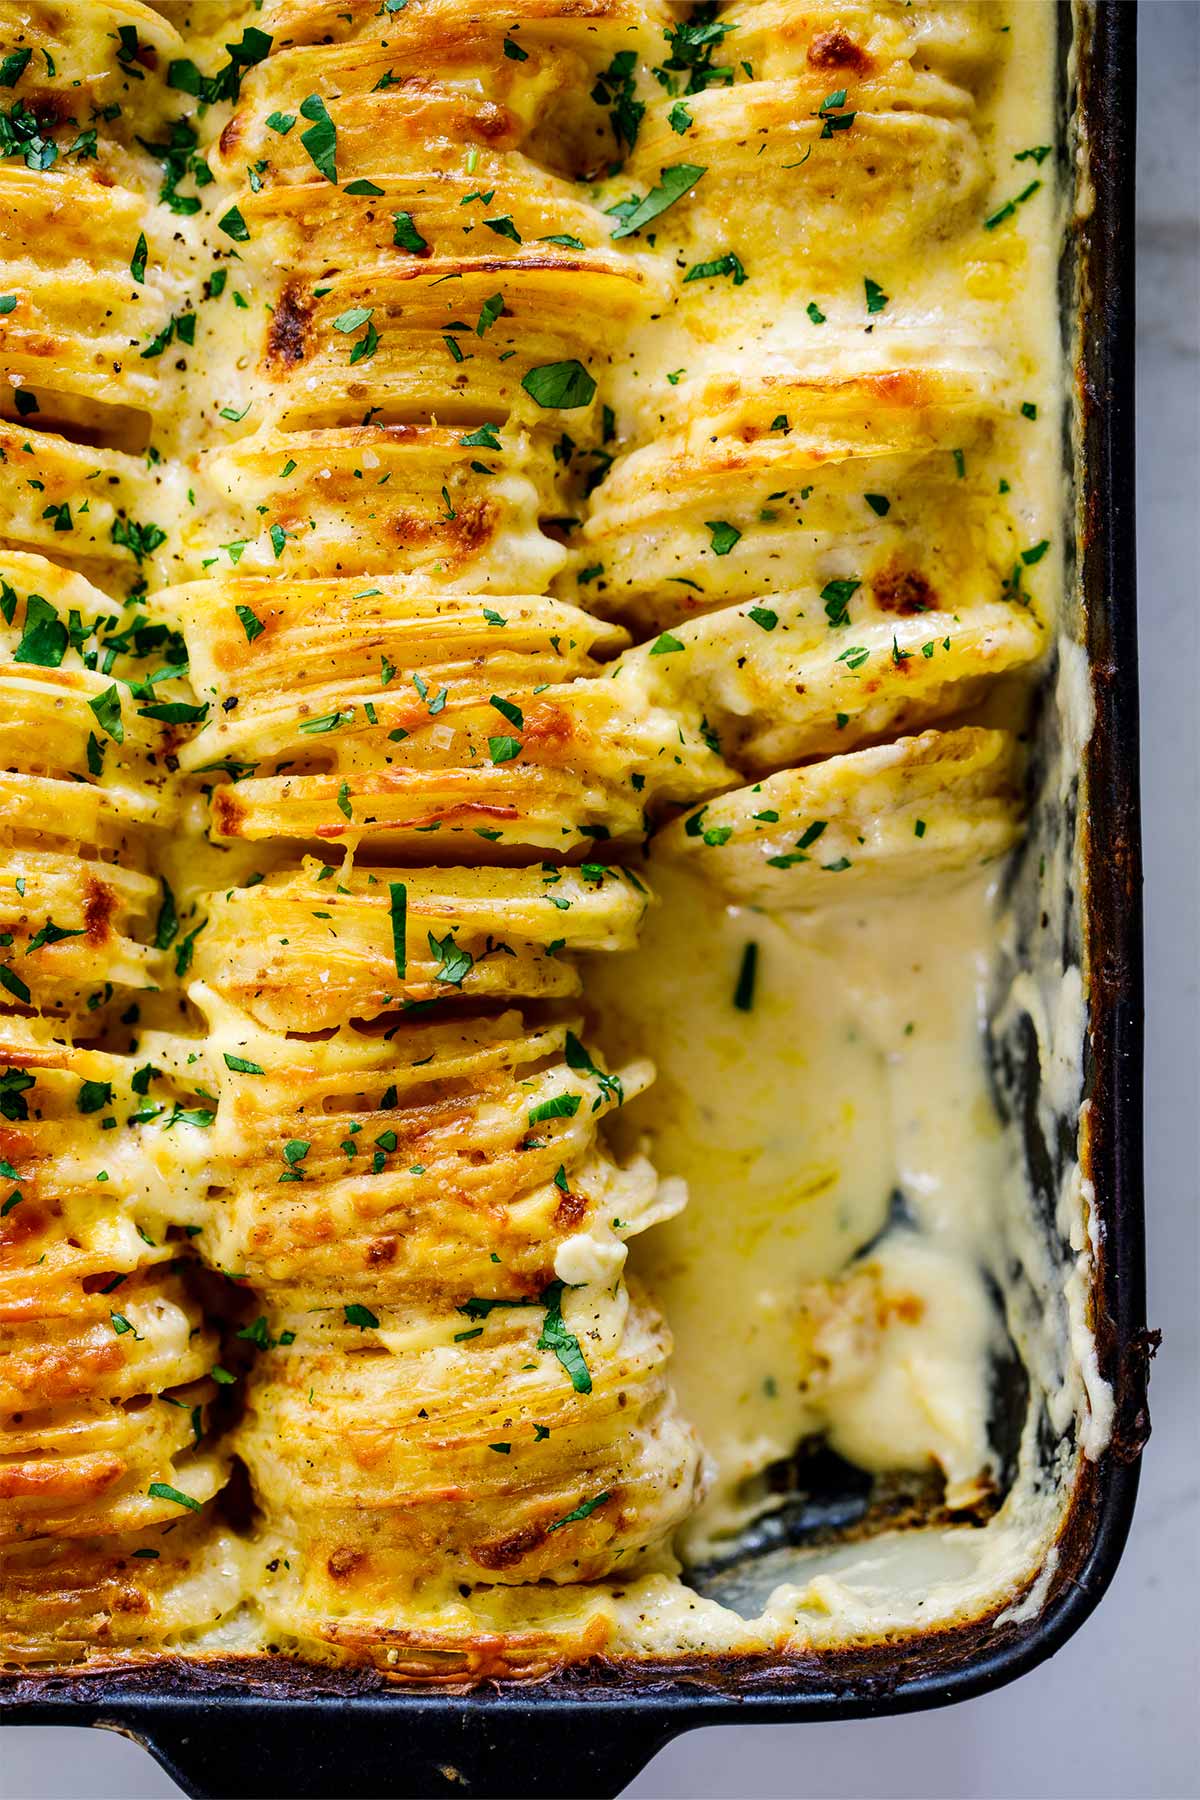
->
0, 0, 1111, 1678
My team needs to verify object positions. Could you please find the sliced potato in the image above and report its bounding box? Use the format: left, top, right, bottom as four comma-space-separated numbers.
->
193, 856, 651, 1029
661, 728, 1022, 905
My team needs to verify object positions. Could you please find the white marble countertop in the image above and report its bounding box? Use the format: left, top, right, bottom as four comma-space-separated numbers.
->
4, 6, 1197, 1797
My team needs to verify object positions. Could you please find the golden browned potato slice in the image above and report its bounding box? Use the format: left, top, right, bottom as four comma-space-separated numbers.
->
572, 364, 1009, 630
186, 426, 565, 589
237, 1276, 704, 1622
0, 1517, 247, 1665
236, 256, 664, 433
0, 1017, 215, 1259
721, 1, 1002, 90
614, 82, 983, 268
0, 843, 162, 1023
660, 728, 1022, 905
0, 558, 187, 1022
0, 429, 176, 588
193, 1000, 664, 1302
625, 595, 1044, 771
239, 159, 616, 275
193, 857, 651, 1030
0, 1004, 233, 1653
165, 577, 727, 853
164, 580, 626, 712
0, 1246, 225, 1540
252, 0, 663, 51
184, 678, 723, 856
0, 2, 180, 157
216, 0, 664, 178
0, 167, 188, 430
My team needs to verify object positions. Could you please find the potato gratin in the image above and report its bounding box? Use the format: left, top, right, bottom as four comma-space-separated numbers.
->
0, 0, 1109, 1679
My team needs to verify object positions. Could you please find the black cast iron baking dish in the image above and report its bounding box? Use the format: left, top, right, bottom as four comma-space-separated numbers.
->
0, 5, 1147, 1795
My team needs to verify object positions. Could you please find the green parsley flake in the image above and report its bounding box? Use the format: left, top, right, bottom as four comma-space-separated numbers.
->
610, 164, 706, 239
388, 882, 407, 980
522, 360, 596, 408
298, 92, 337, 182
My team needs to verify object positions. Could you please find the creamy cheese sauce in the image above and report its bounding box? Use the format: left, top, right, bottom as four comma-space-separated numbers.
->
581, 0, 1105, 1641
594, 862, 1011, 1563
198, 0, 1099, 1654
0, 0, 1111, 1670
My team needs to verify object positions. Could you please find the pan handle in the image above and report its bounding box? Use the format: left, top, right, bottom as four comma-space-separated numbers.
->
114, 1702, 686, 1800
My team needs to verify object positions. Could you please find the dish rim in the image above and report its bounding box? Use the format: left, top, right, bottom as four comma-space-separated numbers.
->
0, 6, 1146, 1795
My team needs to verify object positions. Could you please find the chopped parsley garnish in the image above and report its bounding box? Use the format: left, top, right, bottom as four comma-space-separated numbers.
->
821, 578, 860, 628
563, 1034, 624, 1113
528, 1093, 581, 1126
684, 251, 746, 285
538, 1280, 592, 1393
817, 89, 856, 136
75, 1079, 112, 1116
167, 27, 270, 104
733, 942, 757, 1011
609, 164, 705, 240
14, 595, 67, 667
592, 49, 643, 153
460, 423, 501, 450
110, 517, 167, 564
489, 695, 524, 729
87, 684, 124, 743
476, 292, 504, 336
658, 14, 734, 94
236, 603, 265, 643
217, 204, 249, 242
427, 929, 473, 986
522, 360, 596, 409
706, 520, 741, 555
24, 919, 83, 957
547, 1490, 610, 1531
392, 210, 429, 253
388, 882, 407, 979
984, 179, 1042, 230
298, 93, 337, 182
153, 885, 179, 957
148, 1481, 201, 1512
299, 709, 354, 734
0, 49, 32, 87
0, 967, 30, 1004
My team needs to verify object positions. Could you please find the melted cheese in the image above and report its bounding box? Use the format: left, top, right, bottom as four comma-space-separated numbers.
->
0, 0, 1107, 1675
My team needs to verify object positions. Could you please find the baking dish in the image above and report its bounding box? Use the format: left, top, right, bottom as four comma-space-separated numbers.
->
0, 3, 1146, 1795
